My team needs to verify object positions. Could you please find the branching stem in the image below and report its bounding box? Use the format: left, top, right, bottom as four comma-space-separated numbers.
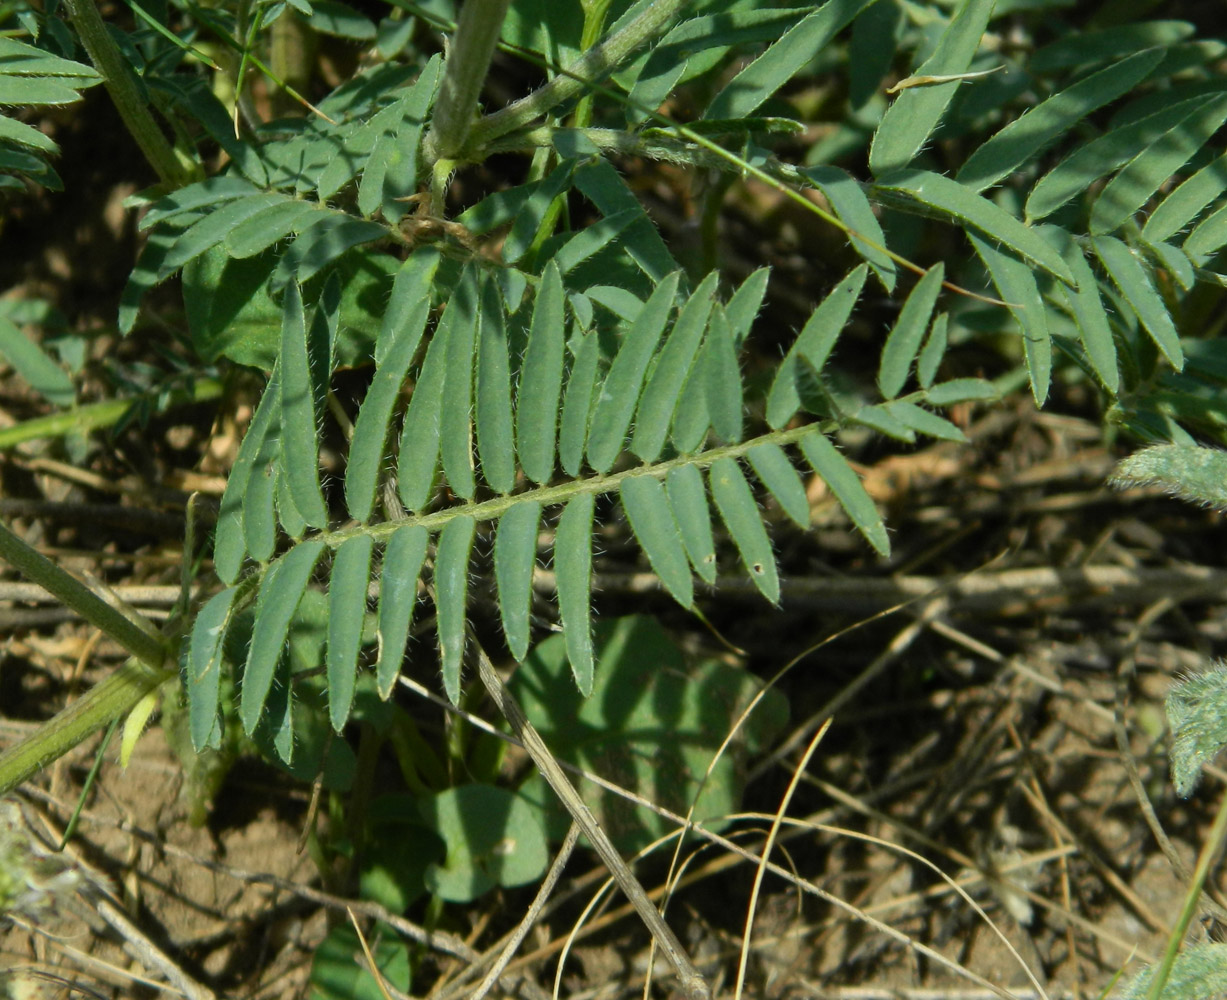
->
463, 0, 686, 153
422, 0, 513, 164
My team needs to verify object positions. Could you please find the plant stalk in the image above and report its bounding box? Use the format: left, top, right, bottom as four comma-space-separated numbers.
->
463, 0, 686, 153
422, 0, 513, 164
0, 379, 224, 452
0, 522, 174, 794
0, 658, 173, 796
61, 0, 192, 186
1144, 783, 1227, 1000
0, 521, 166, 669
472, 641, 710, 1000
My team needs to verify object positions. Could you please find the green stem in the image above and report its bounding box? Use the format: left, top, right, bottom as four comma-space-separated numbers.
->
0, 658, 172, 796
1144, 784, 1227, 1000
317, 421, 837, 551
61, 0, 193, 186
0, 520, 174, 795
0, 521, 166, 669
422, 0, 513, 164
572, 0, 614, 130
0, 378, 224, 452
462, 0, 686, 154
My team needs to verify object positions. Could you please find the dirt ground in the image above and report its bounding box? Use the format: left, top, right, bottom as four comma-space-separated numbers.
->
3, 84, 1227, 1000
3, 386, 1223, 1000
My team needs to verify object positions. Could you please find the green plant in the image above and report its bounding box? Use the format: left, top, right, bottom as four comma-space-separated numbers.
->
1106, 444, 1227, 1000
3, 0, 1227, 993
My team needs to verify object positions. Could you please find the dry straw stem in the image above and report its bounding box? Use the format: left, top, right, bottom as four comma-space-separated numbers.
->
467, 823, 580, 1000
470, 638, 713, 1000
734, 720, 832, 1000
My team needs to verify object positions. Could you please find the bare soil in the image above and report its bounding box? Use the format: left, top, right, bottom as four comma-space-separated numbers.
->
3, 91, 1225, 1000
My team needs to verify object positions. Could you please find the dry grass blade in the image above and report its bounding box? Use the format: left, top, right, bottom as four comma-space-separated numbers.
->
468, 823, 580, 1000
734, 719, 832, 1000
347, 908, 396, 1000
469, 638, 711, 1000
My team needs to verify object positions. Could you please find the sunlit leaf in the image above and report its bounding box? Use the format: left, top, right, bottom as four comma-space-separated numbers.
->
621, 474, 693, 608
494, 502, 541, 661
476, 278, 516, 494
555, 493, 595, 695
587, 272, 680, 473
878, 263, 944, 400
746, 442, 810, 528
957, 47, 1165, 192
278, 282, 329, 529
516, 261, 566, 484
436, 515, 476, 704
376, 525, 428, 697
798, 431, 889, 556
868, 0, 995, 176
327, 534, 374, 732
1093, 235, 1183, 369
709, 457, 779, 603
241, 541, 325, 734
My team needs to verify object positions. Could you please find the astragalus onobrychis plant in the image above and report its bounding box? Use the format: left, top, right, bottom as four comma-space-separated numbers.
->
4, 0, 1227, 993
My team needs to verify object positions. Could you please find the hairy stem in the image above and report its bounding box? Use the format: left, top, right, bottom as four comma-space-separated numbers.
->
316, 421, 834, 551
61, 0, 193, 186
422, 0, 513, 164
463, 0, 686, 154
0, 523, 175, 794
1145, 783, 1227, 1000
0, 658, 173, 796
0, 521, 166, 669
0, 378, 224, 452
